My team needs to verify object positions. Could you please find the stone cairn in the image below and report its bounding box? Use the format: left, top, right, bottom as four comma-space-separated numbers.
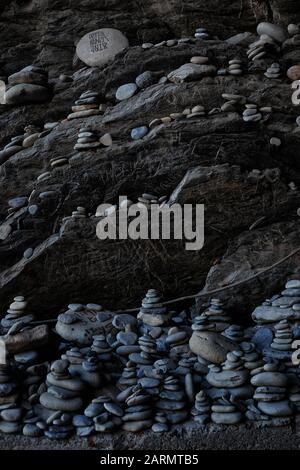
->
74, 127, 112, 150
194, 27, 211, 40
122, 386, 153, 432
270, 320, 293, 353
211, 394, 242, 424
228, 58, 243, 76
199, 298, 231, 332
92, 396, 123, 433
39, 359, 85, 432
156, 375, 188, 428
264, 63, 282, 79
221, 93, 246, 113
1, 296, 34, 333
192, 390, 210, 424
71, 206, 87, 219
0, 364, 22, 435
5, 65, 50, 105
67, 90, 106, 120
250, 363, 293, 421
137, 289, 171, 328
74, 127, 100, 150
242, 103, 262, 122
246, 22, 287, 62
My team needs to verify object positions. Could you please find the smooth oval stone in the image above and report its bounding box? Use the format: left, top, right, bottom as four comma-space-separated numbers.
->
117, 331, 138, 346
76, 425, 94, 437
139, 377, 160, 388
116, 83, 137, 101
5, 84, 50, 105
166, 331, 188, 344
28, 205, 39, 216
103, 402, 123, 417
152, 423, 168, 433
156, 399, 186, 411
257, 400, 292, 416
40, 393, 83, 412
0, 408, 22, 422
15, 350, 39, 364
211, 411, 242, 424
76, 28, 129, 67
0, 421, 23, 434
135, 71, 156, 89
122, 419, 152, 432
159, 390, 185, 401
116, 345, 140, 356
257, 22, 287, 43
189, 331, 238, 363
8, 196, 28, 209
131, 126, 148, 140
23, 248, 34, 259
72, 414, 93, 427
47, 374, 85, 392
250, 372, 288, 387
84, 403, 104, 417
122, 409, 152, 421
165, 409, 188, 424
207, 370, 249, 388
23, 423, 42, 437
286, 280, 300, 289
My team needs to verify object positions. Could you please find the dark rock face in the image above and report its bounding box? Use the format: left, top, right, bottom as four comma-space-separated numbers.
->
0, 2, 299, 319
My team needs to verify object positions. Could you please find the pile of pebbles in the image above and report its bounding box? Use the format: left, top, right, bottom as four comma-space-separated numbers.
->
199, 298, 231, 332
93, 397, 123, 433
74, 128, 100, 150
228, 58, 243, 76
211, 395, 242, 424
67, 91, 104, 120
122, 387, 153, 432
192, 390, 210, 424
251, 363, 292, 419
137, 289, 171, 327
221, 93, 246, 112
71, 207, 87, 219
149, 103, 207, 128
2, 281, 300, 438
0, 296, 34, 333
156, 375, 188, 425
194, 27, 211, 40
40, 359, 85, 415
270, 320, 293, 352
264, 63, 282, 79
0, 364, 21, 434
242, 103, 262, 122
0, 122, 56, 165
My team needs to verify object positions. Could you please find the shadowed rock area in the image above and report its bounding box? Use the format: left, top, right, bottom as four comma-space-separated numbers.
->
0, 0, 299, 322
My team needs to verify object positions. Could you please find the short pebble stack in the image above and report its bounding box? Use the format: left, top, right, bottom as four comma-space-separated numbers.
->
228, 58, 243, 76
67, 91, 103, 120
1, 296, 34, 333
192, 390, 210, 424
264, 63, 282, 79
74, 128, 100, 150
242, 103, 262, 122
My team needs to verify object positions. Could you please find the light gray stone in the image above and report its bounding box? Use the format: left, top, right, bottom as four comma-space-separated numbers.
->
76, 28, 129, 67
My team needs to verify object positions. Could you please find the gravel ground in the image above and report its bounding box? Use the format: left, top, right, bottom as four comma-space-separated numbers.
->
1, 420, 300, 450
